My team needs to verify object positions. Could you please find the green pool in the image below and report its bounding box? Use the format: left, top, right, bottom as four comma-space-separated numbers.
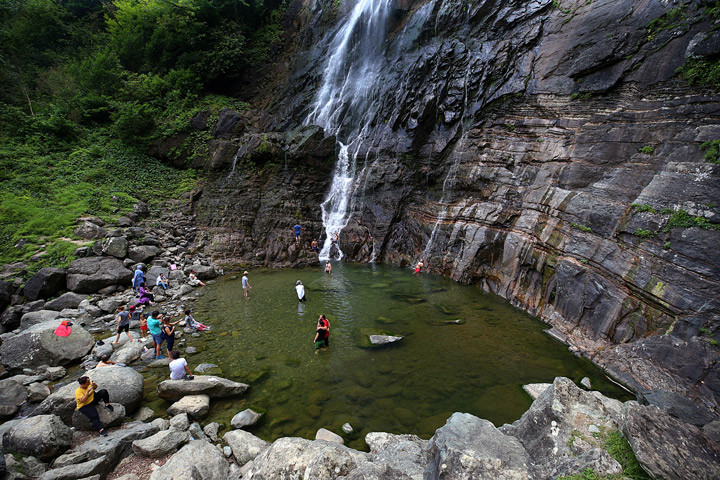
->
145, 263, 629, 450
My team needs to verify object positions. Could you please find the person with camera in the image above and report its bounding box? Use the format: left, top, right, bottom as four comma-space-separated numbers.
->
75, 376, 113, 436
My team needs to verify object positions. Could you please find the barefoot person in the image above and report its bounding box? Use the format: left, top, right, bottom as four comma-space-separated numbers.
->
75, 376, 113, 436
160, 315, 180, 358
294, 224, 302, 244
111, 306, 133, 345
147, 311, 165, 359
324, 261, 332, 274
311, 239, 319, 253
242, 271, 252, 298
295, 280, 306, 302
414, 259, 424, 274
188, 270, 206, 287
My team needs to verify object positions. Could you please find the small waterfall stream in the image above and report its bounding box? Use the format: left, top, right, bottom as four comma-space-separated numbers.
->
306, 0, 393, 260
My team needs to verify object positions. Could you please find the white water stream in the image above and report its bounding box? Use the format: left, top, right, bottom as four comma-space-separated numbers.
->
306, 0, 393, 260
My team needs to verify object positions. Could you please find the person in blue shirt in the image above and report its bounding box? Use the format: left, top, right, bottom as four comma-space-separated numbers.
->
293, 224, 302, 244
132, 265, 145, 292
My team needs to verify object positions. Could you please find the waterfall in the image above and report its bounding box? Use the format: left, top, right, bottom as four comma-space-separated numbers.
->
226, 147, 240, 181
306, 0, 393, 260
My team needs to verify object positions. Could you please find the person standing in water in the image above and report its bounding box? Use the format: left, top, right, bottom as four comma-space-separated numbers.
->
242, 271, 252, 298
324, 260, 332, 274
414, 259, 424, 274
314, 314, 330, 349
295, 280, 306, 302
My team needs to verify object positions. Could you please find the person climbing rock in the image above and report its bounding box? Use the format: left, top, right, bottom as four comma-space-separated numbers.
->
75, 376, 113, 436
294, 224, 303, 243
132, 265, 145, 292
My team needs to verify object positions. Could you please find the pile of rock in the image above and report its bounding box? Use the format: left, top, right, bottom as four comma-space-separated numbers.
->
3, 377, 718, 479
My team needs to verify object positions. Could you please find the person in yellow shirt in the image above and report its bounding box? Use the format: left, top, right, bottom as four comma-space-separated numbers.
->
75, 376, 113, 436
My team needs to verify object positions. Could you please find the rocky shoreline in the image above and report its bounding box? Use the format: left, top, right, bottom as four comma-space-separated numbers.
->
0, 197, 717, 478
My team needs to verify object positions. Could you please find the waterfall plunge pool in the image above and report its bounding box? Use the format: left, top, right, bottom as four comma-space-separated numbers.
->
144, 263, 630, 450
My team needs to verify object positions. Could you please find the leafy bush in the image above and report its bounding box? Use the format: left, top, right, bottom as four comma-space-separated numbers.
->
700, 140, 720, 163
638, 145, 655, 154
664, 209, 720, 231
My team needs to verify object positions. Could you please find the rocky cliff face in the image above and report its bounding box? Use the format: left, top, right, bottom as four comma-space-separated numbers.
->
191, 0, 720, 411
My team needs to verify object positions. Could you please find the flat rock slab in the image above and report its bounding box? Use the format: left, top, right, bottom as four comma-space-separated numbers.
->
157, 375, 248, 401
522, 383, 552, 400
316, 428, 344, 444
167, 394, 210, 420
369, 335, 403, 345
231, 409, 262, 429
132, 428, 190, 458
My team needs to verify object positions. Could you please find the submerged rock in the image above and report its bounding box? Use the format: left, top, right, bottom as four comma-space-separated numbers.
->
368, 335, 403, 345
231, 408, 263, 429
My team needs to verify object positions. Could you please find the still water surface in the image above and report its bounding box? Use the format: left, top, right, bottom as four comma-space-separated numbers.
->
147, 263, 627, 449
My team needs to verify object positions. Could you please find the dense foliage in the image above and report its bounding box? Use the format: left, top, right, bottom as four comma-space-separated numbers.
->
0, 0, 285, 269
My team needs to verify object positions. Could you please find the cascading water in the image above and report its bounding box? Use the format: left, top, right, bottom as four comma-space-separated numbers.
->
306, 0, 393, 260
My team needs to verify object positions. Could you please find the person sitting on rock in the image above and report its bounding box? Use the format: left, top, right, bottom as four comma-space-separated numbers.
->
156, 273, 169, 290
184, 309, 209, 332
96, 355, 116, 368
188, 270, 206, 287
75, 376, 113, 436
169, 350, 194, 380
137, 282, 153, 305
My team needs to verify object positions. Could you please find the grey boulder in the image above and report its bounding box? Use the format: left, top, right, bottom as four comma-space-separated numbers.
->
34, 366, 145, 422
243, 437, 369, 479
19, 309, 61, 330
74, 221, 106, 240
66, 257, 132, 294
0, 319, 94, 369
103, 237, 128, 259
620, 401, 720, 480
0, 380, 28, 419
132, 429, 191, 458
2, 414, 72, 461
149, 440, 229, 480
45, 293, 85, 311
72, 403, 125, 431
428, 412, 535, 480
167, 394, 210, 420
223, 429, 270, 466
127, 246, 161, 264
23, 268, 67, 301
231, 408, 262, 429
157, 375, 248, 401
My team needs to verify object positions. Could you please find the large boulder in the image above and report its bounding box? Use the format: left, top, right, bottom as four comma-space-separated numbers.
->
361, 432, 428, 479
34, 366, 145, 423
19, 309, 61, 330
157, 375, 248, 401
0, 319, 94, 369
45, 292, 85, 311
427, 412, 535, 480
110, 340, 145, 365
188, 264, 217, 280
223, 430, 270, 466
127, 246, 161, 264
103, 237, 128, 259
146, 266, 170, 287
212, 108, 242, 139
132, 428, 191, 458
0, 280, 13, 312
149, 440, 229, 480
620, 401, 720, 480
66, 257, 132, 294
74, 221, 106, 239
500, 377, 623, 476
243, 437, 369, 479
2, 414, 72, 461
0, 380, 28, 419
23, 268, 67, 301
72, 403, 125, 431
167, 394, 210, 420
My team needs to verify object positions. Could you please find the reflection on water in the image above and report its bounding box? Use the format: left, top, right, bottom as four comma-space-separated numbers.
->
147, 263, 630, 450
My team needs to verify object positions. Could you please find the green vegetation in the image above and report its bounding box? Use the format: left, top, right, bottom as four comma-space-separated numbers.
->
663, 209, 720, 232
646, 6, 687, 42
663, 241, 671, 249
570, 92, 592, 100
631, 204, 657, 213
638, 145, 655, 154
678, 58, 720, 88
0, 0, 287, 271
570, 222, 593, 233
604, 430, 650, 479
634, 229, 654, 238
700, 140, 720, 163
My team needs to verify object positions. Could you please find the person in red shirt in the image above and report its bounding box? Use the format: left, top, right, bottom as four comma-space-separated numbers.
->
314, 314, 330, 349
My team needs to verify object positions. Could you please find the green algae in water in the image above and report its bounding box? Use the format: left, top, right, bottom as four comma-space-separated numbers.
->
169, 263, 630, 450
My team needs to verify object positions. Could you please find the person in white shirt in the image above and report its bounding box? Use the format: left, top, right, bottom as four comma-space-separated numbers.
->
295, 280, 306, 302
168, 351, 194, 380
